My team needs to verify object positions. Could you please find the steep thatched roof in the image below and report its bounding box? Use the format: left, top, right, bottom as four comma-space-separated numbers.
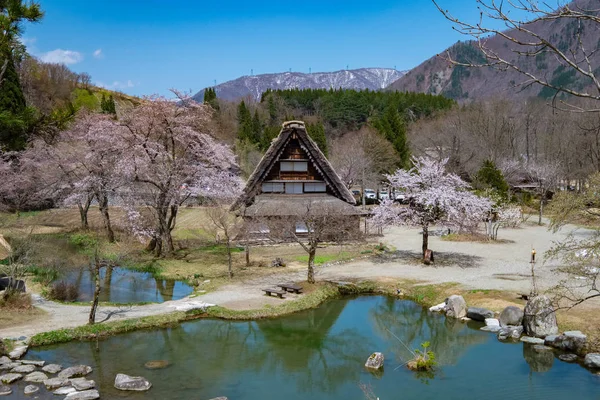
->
244, 194, 362, 217
232, 121, 356, 210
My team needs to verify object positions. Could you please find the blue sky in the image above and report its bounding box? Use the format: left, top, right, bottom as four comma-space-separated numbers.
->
22, 0, 514, 97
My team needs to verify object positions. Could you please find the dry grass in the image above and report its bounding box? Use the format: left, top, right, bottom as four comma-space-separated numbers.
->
0, 292, 47, 330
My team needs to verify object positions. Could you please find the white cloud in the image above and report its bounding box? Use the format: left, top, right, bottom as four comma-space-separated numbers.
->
96, 80, 135, 90
39, 49, 83, 65
19, 37, 37, 46
93, 49, 103, 59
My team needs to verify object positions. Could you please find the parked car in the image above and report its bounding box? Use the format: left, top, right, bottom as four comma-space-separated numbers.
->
378, 190, 389, 200
364, 189, 376, 200
394, 192, 411, 204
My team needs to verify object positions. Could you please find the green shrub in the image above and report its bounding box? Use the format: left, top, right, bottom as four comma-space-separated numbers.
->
407, 341, 437, 371
69, 233, 98, 249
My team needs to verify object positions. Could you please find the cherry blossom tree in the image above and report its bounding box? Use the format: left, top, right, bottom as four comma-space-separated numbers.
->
119, 92, 239, 257
48, 111, 124, 241
372, 156, 491, 261
526, 159, 562, 225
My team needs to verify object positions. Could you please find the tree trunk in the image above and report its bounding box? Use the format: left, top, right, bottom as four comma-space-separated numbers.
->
307, 247, 316, 284
538, 195, 544, 226
245, 243, 250, 267
97, 192, 115, 243
88, 260, 101, 325
421, 222, 429, 260
78, 194, 92, 230
156, 203, 175, 256
226, 238, 233, 278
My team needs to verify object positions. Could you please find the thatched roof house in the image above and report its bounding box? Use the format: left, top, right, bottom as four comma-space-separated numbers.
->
232, 121, 361, 234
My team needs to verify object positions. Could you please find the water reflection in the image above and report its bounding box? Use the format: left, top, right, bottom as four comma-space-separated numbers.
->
15, 296, 598, 400
62, 266, 193, 303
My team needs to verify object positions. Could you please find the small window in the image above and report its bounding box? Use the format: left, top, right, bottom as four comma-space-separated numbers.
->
285, 182, 303, 194
295, 222, 308, 233
262, 182, 284, 193
281, 161, 308, 172
304, 182, 326, 192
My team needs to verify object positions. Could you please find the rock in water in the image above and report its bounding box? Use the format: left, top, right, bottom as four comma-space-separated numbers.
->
428, 302, 446, 312
42, 364, 62, 374
0, 357, 10, 365
546, 331, 587, 354
584, 353, 600, 369
65, 389, 100, 400
499, 306, 524, 327
498, 325, 523, 340
144, 360, 170, 370
11, 364, 35, 374
559, 354, 578, 363
364, 352, 384, 369
445, 295, 467, 319
58, 365, 92, 379
485, 318, 500, 327
53, 387, 77, 395
70, 377, 95, 391
523, 295, 558, 338
20, 360, 44, 367
43, 377, 69, 389
8, 345, 27, 360
23, 385, 39, 395
466, 307, 494, 321
0, 385, 11, 396
0, 373, 22, 384
520, 336, 545, 345
23, 371, 48, 383
207, 398, 229, 400
114, 373, 152, 391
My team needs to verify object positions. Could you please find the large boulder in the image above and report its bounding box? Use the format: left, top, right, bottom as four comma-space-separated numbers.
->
466, 307, 494, 321
545, 331, 587, 354
499, 306, 524, 327
114, 373, 152, 391
523, 295, 558, 338
364, 352, 384, 369
445, 295, 467, 319
584, 353, 600, 369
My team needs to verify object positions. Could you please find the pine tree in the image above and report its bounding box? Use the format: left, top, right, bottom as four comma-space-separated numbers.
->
267, 95, 277, 123
475, 160, 509, 198
374, 106, 410, 169
203, 87, 219, 111
0, 51, 26, 114
237, 101, 253, 142
107, 95, 116, 114
251, 110, 261, 144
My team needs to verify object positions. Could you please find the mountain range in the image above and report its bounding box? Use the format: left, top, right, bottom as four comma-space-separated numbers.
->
192, 68, 406, 102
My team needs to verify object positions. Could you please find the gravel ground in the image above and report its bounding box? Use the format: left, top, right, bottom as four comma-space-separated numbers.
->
1, 219, 595, 340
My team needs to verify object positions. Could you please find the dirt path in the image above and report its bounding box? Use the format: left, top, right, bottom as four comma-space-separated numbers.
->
1, 220, 595, 340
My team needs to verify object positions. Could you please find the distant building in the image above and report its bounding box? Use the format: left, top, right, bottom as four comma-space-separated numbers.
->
232, 121, 361, 238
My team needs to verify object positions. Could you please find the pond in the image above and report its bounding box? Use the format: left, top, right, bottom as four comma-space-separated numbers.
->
9, 296, 600, 399
61, 267, 193, 303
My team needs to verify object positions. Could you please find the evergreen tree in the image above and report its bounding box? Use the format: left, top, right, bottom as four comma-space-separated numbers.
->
203, 87, 219, 111
251, 110, 261, 144
237, 101, 253, 142
475, 160, 509, 198
0, 51, 26, 114
374, 106, 410, 169
307, 122, 328, 157
267, 95, 277, 123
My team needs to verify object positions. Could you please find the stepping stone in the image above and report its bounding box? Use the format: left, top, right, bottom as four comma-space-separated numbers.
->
559, 353, 578, 363
0, 385, 11, 396
24, 371, 48, 383
24, 385, 39, 395
0, 363, 20, 371
43, 377, 69, 389
11, 364, 36, 374
480, 325, 501, 333
58, 365, 92, 379
42, 364, 62, 374
21, 360, 45, 367
8, 345, 28, 360
0, 373, 22, 384
53, 387, 77, 395
70, 377, 95, 391
520, 336, 545, 344
114, 373, 152, 391
65, 389, 100, 400
0, 357, 10, 365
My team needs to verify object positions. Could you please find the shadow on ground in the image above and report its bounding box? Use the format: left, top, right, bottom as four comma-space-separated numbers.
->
372, 250, 483, 268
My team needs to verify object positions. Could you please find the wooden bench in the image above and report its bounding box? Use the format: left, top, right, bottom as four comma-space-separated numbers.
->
278, 283, 303, 294
263, 288, 286, 298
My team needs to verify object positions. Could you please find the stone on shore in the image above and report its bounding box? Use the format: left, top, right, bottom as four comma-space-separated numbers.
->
467, 307, 494, 321
65, 389, 100, 400
584, 353, 600, 369
11, 364, 35, 374
520, 336, 545, 344
445, 295, 467, 319
0, 373, 22, 384
545, 331, 587, 354
364, 352, 384, 369
42, 364, 62, 374
523, 295, 558, 338
0, 385, 11, 396
58, 365, 92, 379
500, 306, 524, 327
114, 373, 152, 391
23, 385, 39, 395
480, 325, 501, 333
70, 377, 95, 391
485, 318, 500, 327
428, 302, 446, 313
24, 371, 48, 383
43, 377, 69, 389
498, 325, 523, 340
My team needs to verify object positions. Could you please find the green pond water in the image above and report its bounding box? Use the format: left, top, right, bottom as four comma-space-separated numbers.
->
62, 267, 193, 303
8, 296, 600, 399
